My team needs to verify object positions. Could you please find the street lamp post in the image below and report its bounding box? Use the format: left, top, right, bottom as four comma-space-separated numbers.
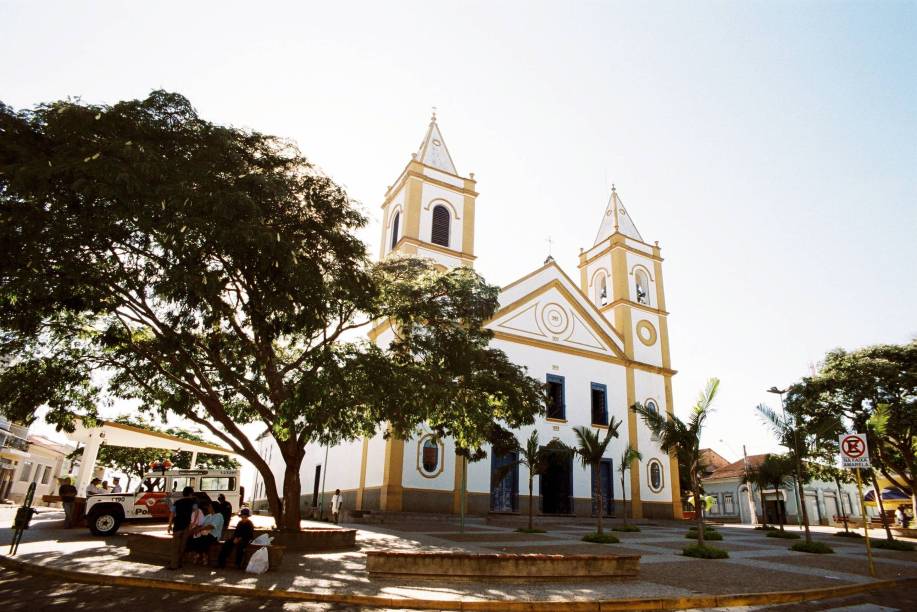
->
767, 386, 802, 528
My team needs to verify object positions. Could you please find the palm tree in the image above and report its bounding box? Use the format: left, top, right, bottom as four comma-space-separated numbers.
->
491, 430, 570, 531
756, 404, 838, 544
633, 377, 720, 547
569, 417, 623, 536
619, 444, 643, 526
742, 461, 770, 530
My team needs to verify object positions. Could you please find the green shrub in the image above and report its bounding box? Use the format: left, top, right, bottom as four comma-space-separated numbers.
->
515, 528, 546, 534
612, 525, 641, 532
834, 531, 863, 538
871, 539, 914, 551
682, 544, 729, 559
790, 541, 834, 554
685, 530, 723, 540
582, 532, 620, 544
754, 525, 779, 531
766, 530, 801, 539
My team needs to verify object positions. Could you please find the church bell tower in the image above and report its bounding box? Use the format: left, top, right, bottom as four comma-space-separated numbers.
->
379, 113, 478, 269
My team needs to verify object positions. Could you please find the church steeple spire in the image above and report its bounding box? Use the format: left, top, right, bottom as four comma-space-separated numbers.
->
414, 110, 458, 175
593, 185, 644, 245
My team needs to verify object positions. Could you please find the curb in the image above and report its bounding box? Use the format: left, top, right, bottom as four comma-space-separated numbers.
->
0, 553, 911, 611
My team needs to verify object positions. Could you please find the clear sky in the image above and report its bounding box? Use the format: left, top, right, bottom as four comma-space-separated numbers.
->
2, 1, 915, 464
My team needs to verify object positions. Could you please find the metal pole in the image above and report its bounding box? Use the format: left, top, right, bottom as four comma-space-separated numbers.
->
318, 444, 329, 521
855, 467, 875, 577
778, 390, 803, 528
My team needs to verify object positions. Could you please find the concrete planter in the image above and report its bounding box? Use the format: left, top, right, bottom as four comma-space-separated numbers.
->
269, 527, 357, 551
366, 550, 640, 581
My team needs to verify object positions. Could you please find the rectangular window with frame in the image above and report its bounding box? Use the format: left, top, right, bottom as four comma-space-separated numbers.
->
19, 461, 33, 482
590, 383, 608, 425
200, 476, 236, 492
546, 374, 565, 420
723, 493, 735, 514
41, 465, 52, 485
709, 494, 720, 514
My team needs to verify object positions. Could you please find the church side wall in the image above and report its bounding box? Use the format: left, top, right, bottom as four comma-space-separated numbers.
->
633, 369, 673, 513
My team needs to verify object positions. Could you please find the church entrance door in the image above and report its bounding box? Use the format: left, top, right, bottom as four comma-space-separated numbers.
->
540, 449, 573, 514
490, 451, 519, 512
591, 459, 614, 516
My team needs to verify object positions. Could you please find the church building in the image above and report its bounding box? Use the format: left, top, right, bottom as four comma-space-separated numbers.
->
253, 116, 682, 520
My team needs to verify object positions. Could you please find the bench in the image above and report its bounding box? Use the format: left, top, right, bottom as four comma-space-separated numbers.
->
124, 532, 285, 570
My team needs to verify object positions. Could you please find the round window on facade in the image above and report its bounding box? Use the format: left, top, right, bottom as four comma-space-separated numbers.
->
646, 399, 658, 415
648, 459, 664, 492
420, 437, 440, 476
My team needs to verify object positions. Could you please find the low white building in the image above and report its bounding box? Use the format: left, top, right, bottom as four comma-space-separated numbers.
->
3, 432, 73, 505
702, 453, 862, 526
254, 116, 682, 520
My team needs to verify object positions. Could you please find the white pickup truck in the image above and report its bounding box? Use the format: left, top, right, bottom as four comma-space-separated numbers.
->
84, 468, 242, 536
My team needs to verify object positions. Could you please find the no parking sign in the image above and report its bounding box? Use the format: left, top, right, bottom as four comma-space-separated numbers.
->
839, 433, 871, 469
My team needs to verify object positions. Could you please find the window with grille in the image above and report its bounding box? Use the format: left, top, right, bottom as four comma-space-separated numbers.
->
390, 212, 400, 250
546, 374, 565, 420
431, 205, 450, 247
591, 383, 608, 425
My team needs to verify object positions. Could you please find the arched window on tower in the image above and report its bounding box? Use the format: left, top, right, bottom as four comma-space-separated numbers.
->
597, 275, 608, 306
431, 205, 450, 247
635, 269, 650, 305
390, 212, 400, 251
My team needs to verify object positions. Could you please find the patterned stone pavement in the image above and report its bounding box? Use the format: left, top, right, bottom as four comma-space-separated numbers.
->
1, 507, 915, 608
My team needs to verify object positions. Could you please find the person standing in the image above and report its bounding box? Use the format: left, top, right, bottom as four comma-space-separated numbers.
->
216, 493, 232, 527
111, 477, 123, 494
330, 489, 343, 524
58, 477, 77, 528
217, 508, 255, 569
167, 486, 197, 570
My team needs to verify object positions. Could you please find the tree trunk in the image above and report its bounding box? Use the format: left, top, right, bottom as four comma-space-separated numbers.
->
594, 468, 603, 536
279, 456, 302, 531
528, 473, 534, 531
694, 485, 705, 546
621, 475, 628, 525
758, 487, 768, 529
795, 474, 812, 544
835, 477, 849, 533
869, 471, 894, 541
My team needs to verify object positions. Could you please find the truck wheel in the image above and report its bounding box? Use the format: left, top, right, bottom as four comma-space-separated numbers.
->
88, 511, 122, 536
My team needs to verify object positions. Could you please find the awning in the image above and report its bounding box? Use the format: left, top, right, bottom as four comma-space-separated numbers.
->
69, 419, 235, 456
864, 487, 910, 502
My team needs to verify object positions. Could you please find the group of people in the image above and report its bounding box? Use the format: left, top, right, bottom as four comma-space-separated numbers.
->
168, 487, 252, 570
86, 477, 122, 495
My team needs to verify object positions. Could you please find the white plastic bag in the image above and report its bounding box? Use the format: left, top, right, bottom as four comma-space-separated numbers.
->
251, 534, 272, 546
245, 547, 269, 574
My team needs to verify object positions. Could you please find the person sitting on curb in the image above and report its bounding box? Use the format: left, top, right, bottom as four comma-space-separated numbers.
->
58, 477, 77, 528
186, 500, 224, 565
167, 486, 198, 570
217, 508, 255, 569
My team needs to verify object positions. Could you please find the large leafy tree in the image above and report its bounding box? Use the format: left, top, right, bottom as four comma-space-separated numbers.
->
633, 378, 720, 547
807, 343, 916, 519
569, 419, 622, 536
0, 92, 545, 531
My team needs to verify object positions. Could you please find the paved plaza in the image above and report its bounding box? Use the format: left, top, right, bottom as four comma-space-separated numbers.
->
1, 507, 914, 609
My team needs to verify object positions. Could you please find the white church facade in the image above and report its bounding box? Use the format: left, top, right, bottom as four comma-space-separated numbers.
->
253, 117, 682, 520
